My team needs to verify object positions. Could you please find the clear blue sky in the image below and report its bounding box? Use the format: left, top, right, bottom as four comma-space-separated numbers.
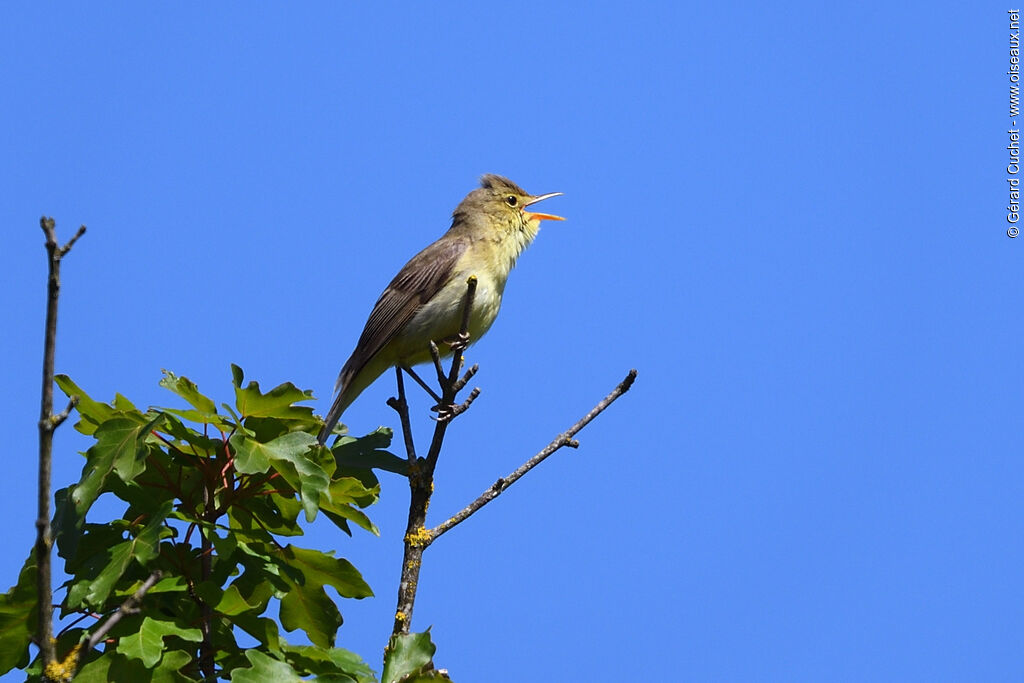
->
0, 3, 1014, 681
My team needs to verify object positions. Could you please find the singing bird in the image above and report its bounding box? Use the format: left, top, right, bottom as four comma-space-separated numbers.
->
317, 174, 563, 443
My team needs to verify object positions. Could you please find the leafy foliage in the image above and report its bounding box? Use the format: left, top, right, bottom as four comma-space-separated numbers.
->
382, 631, 450, 683
0, 366, 447, 681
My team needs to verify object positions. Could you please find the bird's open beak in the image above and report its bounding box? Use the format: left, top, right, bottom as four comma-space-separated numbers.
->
523, 192, 565, 222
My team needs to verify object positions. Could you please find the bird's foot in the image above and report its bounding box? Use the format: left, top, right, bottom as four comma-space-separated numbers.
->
432, 387, 480, 423
432, 403, 456, 423
445, 331, 471, 354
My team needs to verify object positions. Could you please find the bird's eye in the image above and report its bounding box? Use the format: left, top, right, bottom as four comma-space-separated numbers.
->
505, 195, 518, 207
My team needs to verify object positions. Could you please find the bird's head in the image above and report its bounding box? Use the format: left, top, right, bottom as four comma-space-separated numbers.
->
452, 174, 564, 236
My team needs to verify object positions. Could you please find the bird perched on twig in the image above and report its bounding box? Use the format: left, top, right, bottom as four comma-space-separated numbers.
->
317, 174, 563, 443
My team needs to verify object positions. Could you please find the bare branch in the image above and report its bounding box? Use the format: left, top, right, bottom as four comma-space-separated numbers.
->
387, 367, 418, 463
399, 365, 442, 404
35, 217, 85, 672
84, 571, 162, 652
436, 387, 480, 423
450, 363, 479, 394
430, 369, 637, 541
456, 276, 476, 342
428, 341, 446, 386
58, 225, 87, 258
44, 571, 160, 683
50, 397, 79, 430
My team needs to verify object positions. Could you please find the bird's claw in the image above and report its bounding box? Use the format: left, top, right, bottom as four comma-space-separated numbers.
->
432, 387, 480, 423
432, 403, 457, 423
447, 331, 471, 353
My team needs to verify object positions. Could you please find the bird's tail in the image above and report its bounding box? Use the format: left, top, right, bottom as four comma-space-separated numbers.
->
316, 357, 388, 445
317, 388, 353, 445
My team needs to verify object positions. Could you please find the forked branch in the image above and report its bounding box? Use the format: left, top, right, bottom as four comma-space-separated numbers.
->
385, 276, 637, 639
35, 217, 86, 676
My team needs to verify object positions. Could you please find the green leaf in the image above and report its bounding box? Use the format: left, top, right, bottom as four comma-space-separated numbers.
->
229, 433, 273, 475
53, 486, 85, 561
327, 475, 379, 508
231, 432, 328, 521
112, 393, 140, 412
230, 493, 303, 539
235, 378, 316, 421
74, 502, 172, 608
231, 431, 327, 479
279, 583, 342, 649
233, 650, 304, 683
64, 522, 124, 579
129, 574, 189, 596
160, 407, 232, 431
73, 652, 114, 683
159, 370, 217, 414
150, 650, 196, 683
231, 363, 245, 388
0, 552, 36, 674
281, 644, 375, 681
228, 614, 283, 655
158, 371, 234, 431
397, 673, 452, 682
72, 413, 162, 516
80, 543, 133, 608
55, 374, 116, 435
382, 630, 437, 683
320, 477, 380, 535
333, 429, 406, 476
106, 649, 198, 683
116, 615, 202, 668
157, 412, 223, 455
321, 510, 352, 536
113, 414, 163, 480
215, 584, 261, 616
277, 545, 373, 600
226, 565, 277, 613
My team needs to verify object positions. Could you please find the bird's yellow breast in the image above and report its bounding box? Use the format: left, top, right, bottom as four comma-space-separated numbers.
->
388, 243, 511, 366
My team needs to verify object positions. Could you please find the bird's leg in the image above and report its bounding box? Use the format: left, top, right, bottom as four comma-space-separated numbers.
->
399, 366, 443, 404
427, 335, 470, 420
432, 278, 480, 422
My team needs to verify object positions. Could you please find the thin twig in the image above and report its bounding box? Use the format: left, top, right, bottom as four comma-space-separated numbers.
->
444, 387, 480, 421
399, 365, 443, 404
44, 572, 160, 683
450, 364, 479, 394
51, 397, 78, 430
35, 217, 85, 673
387, 367, 418, 463
455, 276, 476, 346
56, 610, 101, 638
84, 571, 162, 651
428, 341, 446, 386
58, 225, 87, 257
41, 571, 161, 683
429, 369, 637, 541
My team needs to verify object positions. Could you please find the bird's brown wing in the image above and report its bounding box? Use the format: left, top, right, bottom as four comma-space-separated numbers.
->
336, 235, 468, 391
